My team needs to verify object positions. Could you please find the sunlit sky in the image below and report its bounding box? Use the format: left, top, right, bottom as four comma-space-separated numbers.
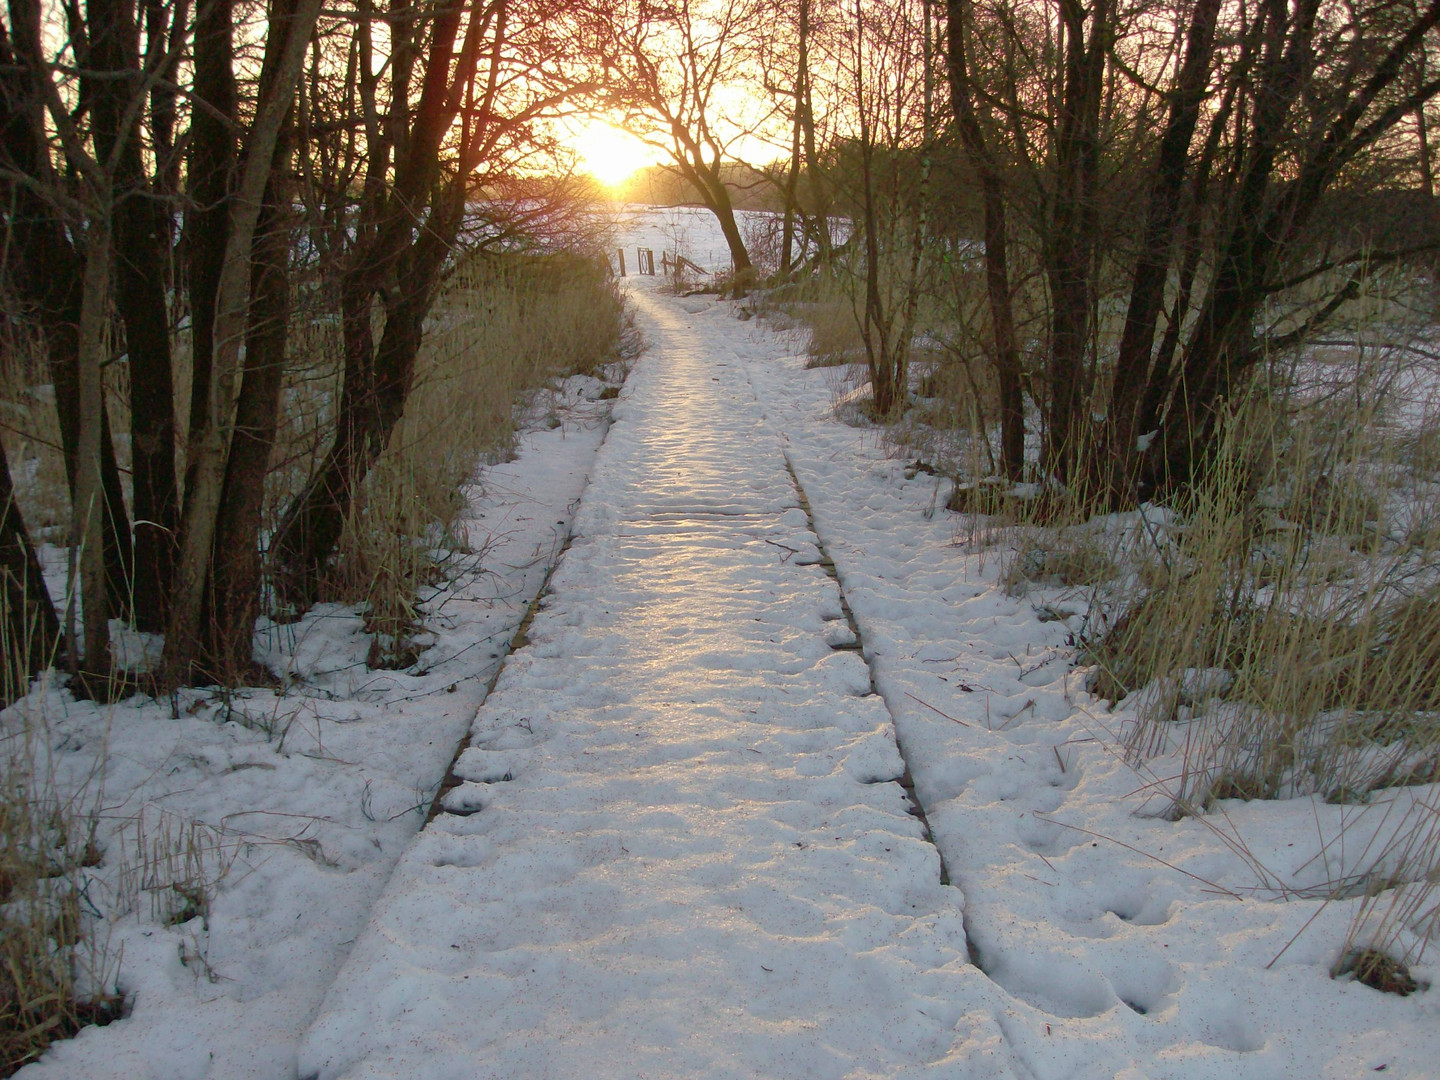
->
563, 106, 787, 189
568, 119, 665, 187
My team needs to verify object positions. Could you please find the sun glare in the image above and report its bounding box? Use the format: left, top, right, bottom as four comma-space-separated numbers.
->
572, 121, 654, 188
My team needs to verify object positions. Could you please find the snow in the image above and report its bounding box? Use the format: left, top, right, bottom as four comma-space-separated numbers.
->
298, 266, 1004, 1080
11, 206, 1440, 1079
9, 377, 616, 1080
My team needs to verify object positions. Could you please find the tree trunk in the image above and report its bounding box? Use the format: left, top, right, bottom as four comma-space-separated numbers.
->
779, 103, 802, 276
89, 0, 179, 629
0, 438, 59, 703
183, 0, 238, 469
797, 0, 831, 266
74, 210, 113, 672
207, 145, 292, 680
1043, 0, 1109, 484
947, 0, 1024, 478
1420, 104, 1434, 197
704, 173, 755, 284
778, 0, 811, 277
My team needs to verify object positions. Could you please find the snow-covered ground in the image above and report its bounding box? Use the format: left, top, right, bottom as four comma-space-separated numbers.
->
10, 379, 618, 1080
304, 212, 1438, 1078
750, 324, 1440, 1078
11, 206, 1440, 1078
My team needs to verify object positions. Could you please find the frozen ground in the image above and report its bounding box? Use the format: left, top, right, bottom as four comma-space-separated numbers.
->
12, 207, 1440, 1078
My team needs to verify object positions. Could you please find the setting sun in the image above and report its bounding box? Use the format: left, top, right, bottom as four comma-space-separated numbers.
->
570, 119, 658, 188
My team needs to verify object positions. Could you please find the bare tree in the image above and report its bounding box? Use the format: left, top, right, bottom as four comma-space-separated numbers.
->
940, 0, 1440, 499
598, 0, 775, 286
271, 0, 583, 610
0, 0, 136, 630
836, 0, 933, 416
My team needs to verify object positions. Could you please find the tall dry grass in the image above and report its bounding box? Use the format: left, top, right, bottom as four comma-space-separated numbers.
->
0, 721, 119, 1076
321, 251, 632, 667
1046, 367, 1440, 980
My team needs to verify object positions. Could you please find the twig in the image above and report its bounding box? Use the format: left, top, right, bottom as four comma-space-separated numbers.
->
1035, 814, 1242, 899
904, 691, 971, 727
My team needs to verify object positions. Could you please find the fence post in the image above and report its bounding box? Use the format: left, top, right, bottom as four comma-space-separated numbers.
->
617, 249, 626, 277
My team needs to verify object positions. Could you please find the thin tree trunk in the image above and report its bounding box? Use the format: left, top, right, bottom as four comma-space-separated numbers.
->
0, 438, 59, 703
75, 210, 113, 672
778, 0, 811, 277
891, 0, 937, 417
852, 0, 894, 415
90, 0, 179, 629
947, 0, 1024, 478
1043, 0, 1109, 484
183, 0, 238, 468
797, 0, 831, 265
779, 104, 802, 276
1418, 37, 1434, 197
208, 144, 292, 680
0, 8, 134, 616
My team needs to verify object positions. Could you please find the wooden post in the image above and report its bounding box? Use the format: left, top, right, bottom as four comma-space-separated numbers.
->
617, 248, 627, 276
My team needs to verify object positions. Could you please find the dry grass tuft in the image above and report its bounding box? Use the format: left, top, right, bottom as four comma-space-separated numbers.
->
803, 300, 866, 369
1071, 381, 1440, 971
1333, 947, 1424, 995
1004, 531, 1119, 594
0, 732, 119, 1076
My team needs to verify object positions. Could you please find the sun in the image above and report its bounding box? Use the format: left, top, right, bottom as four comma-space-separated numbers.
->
570, 120, 656, 189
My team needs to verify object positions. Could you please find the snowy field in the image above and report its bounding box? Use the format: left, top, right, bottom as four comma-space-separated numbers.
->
10, 206, 1440, 1078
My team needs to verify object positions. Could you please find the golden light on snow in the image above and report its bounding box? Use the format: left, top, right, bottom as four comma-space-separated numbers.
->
571, 120, 658, 188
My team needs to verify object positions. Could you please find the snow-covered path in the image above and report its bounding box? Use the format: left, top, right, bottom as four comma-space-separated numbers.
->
16, 210, 1437, 1080
297, 250, 1440, 1079
298, 290, 1007, 1079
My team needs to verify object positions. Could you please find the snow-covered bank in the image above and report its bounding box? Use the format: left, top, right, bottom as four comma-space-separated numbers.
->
753, 343, 1440, 1078
10, 376, 619, 1080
